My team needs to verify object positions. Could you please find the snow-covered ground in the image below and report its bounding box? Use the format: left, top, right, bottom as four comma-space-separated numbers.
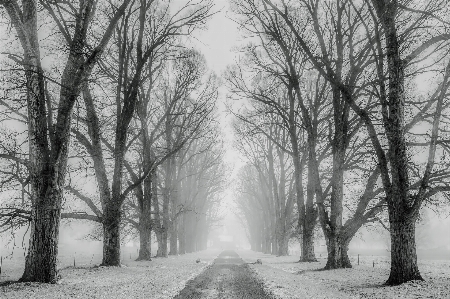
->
237, 250, 450, 299
0, 248, 221, 298
1, 248, 449, 298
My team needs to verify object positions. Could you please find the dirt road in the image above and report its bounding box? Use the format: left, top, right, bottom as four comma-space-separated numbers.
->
173, 250, 274, 299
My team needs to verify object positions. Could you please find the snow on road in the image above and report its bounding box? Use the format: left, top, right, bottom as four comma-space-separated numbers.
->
174, 250, 274, 298
1, 248, 449, 298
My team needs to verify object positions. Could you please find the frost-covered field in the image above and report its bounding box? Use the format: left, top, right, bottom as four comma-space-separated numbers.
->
0, 248, 221, 298
238, 250, 450, 299
1, 248, 449, 298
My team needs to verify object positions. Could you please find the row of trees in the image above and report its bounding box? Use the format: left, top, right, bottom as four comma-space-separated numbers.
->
234, 121, 296, 256
0, 0, 224, 283
229, 0, 450, 285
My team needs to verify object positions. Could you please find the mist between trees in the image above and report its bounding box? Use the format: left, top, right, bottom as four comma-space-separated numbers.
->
0, 0, 225, 284
226, 0, 450, 287
0, 0, 449, 289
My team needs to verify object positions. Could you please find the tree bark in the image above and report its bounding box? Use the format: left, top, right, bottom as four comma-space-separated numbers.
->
4, 0, 62, 283
160, 182, 170, 257
262, 221, 270, 254
155, 231, 164, 257
325, 235, 351, 269
300, 147, 318, 262
160, 227, 168, 257
386, 218, 422, 285
135, 93, 154, 260
101, 206, 121, 266
322, 85, 349, 268
178, 213, 186, 254
151, 168, 164, 257
184, 211, 196, 253
278, 234, 289, 256
370, 0, 424, 284
169, 223, 178, 255
300, 215, 316, 262
289, 78, 317, 261
136, 183, 152, 261
137, 222, 152, 260
20, 185, 62, 283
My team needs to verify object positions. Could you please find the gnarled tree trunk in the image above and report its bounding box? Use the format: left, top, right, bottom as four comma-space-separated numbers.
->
325, 234, 351, 269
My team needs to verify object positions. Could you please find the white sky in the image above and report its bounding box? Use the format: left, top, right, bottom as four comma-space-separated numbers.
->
177, 0, 247, 227
175, 0, 244, 166
176, 0, 240, 75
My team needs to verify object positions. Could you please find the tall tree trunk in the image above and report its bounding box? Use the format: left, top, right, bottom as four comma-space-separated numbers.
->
102, 128, 127, 266
136, 174, 152, 261
386, 217, 421, 285
151, 168, 164, 257
160, 228, 168, 257
262, 221, 270, 254
156, 231, 164, 257
301, 218, 316, 261
287, 84, 313, 262
325, 234, 351, 269
161, 183, 170, 256
135, 82, 155, 260
278, 234, 289, 256
169, 179, 179, 255
371, 0, 424, 284
185, 212, 195, 253
265, 229, 272, 254
21, 184, 62, 283
134, 158, 152, 261
169, 223, 178, 255
196, 214, 208, 251
6, 0, 62, 283
276, 148, 290, 256
300, 142, 318, 262
137, 221, 152, 260
324, 95, 348, 268
10, 0, 125, 281
101, 206, 121, 266
178, 213, 186, 254
256, 221, 263, 252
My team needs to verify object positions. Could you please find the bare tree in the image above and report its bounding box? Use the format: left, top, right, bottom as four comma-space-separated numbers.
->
233, 108, 296, 255
262, 0, 450, 284
66, 0, 213, 265
176, 131, 225, 254
0, 0, 132, 282
126, 48, 217, 258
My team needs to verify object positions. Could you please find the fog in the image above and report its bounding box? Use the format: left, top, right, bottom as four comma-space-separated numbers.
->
1, 1, 450, 294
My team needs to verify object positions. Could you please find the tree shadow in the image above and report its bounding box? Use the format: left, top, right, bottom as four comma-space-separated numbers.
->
0, 280, 18, 287
295, 268, 323, 275
295, 260, 320, 263
347, 282, 387, 290
270, 260, 301, 265
0, 280, 44, 287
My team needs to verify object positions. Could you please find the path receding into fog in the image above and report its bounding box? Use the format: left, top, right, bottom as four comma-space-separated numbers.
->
173, 250, 274, 299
